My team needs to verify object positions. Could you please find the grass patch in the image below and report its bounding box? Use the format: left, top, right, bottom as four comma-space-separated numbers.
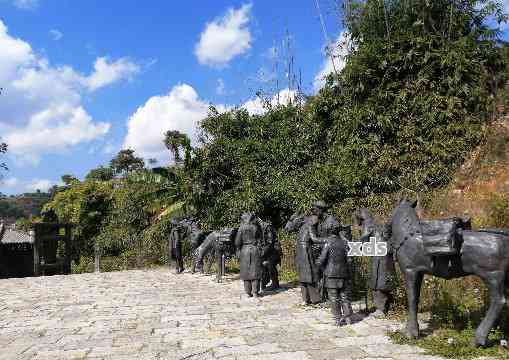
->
71, 251, 139, 273
388, 277, 509, 359
389, 328, 509, 359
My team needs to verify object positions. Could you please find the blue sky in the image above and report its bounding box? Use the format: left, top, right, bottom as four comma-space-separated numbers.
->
0, 0, 507, 195
0, 0, 345, 194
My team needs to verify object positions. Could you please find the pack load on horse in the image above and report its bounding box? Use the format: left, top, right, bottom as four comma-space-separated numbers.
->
419, 217, 471, 256
191, 228, 237, 281
215, 228, 237, 282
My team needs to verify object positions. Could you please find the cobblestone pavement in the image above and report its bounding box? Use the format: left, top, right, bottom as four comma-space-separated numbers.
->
0, 269, 445, 360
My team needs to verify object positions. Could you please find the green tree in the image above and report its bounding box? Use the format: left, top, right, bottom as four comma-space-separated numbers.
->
85, 166, 114, 182
44, 181, 113, 256
61, 174, 79, 186
164, 130, 191, 164
110, 149, 145, 177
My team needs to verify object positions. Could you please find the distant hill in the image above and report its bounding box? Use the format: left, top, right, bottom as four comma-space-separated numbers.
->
0, 191, 51, 223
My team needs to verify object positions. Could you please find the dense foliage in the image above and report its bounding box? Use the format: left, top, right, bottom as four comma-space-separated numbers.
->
46, 168, 180, 259
0, 199, 24, 219
85, 166, 114, 181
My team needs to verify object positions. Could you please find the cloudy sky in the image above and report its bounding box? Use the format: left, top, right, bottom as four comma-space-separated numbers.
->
0, 1, 506, 195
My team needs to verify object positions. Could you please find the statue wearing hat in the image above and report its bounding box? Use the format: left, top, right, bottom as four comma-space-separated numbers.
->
308, 200, 346, 301
316, 220, 353, 326
311, 201, 341, 239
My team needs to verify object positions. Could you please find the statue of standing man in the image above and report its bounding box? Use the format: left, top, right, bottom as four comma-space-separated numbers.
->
355, 209, 395, 317
259, 219, 282, 291
235, 213, 264, 298
169, 219, 184, 274
294, 215, 323, 304
316, 221, 352, 326
310, 200, 342, 301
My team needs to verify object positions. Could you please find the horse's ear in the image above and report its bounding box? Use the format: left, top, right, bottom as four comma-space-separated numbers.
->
411, 199, 418, 208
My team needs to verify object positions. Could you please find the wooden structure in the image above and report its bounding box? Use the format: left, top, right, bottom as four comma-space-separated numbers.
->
0, 222, 74, 278
0, 225, 35, 278
33, 223, 73, 276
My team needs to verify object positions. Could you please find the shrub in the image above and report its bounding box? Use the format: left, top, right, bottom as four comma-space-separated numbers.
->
486, 192, 509, 228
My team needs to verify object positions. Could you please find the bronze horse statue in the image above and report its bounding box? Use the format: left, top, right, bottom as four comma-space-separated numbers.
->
191, 229, 236, 277
389, 198, 509, 347
171, 219, 216, 274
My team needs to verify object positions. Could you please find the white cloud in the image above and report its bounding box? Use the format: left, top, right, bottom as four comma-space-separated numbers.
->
2, 177, 18, 187
0, 20, 138, 165
123, 84, 212, 162
241, 88, 297, 115
26, 179, 53, 192
123, 85, 298, 164
5, 105, 110, 164
313, 31, 351, 92
49, 29, 63, 41
13, 0, 38, 10
195, 3, 253, 67
83, 57, 139, 92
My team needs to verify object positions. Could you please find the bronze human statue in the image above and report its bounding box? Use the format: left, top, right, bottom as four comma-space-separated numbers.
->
169, 219, 184, 274
390, 198, 509, 347
312, 201, 341, 239
316, 220, 352, 326
235, 213, 263, 297
191, 228, 236, 280
285, 212, 323, 304
354, 208, 395, 317
310, 201, 342, 300
258, 219, 282, 291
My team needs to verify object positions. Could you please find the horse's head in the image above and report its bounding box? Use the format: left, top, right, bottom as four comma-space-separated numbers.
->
390, 197, 419, 232
189, 228, 206, 248
284, 211, 306, 233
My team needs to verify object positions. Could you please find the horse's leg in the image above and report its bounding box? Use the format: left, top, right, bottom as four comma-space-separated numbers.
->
206, 249, 215, 273
191, 249, 197, 274
403, 270, 423, 338
196, 240, 212, 274
474, 271, 506, 347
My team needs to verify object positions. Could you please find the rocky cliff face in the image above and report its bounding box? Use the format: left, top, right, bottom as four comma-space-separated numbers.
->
423, 114, 509, 228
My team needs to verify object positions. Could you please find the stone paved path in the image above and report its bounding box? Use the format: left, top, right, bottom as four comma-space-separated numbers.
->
0, 269, 444, 360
